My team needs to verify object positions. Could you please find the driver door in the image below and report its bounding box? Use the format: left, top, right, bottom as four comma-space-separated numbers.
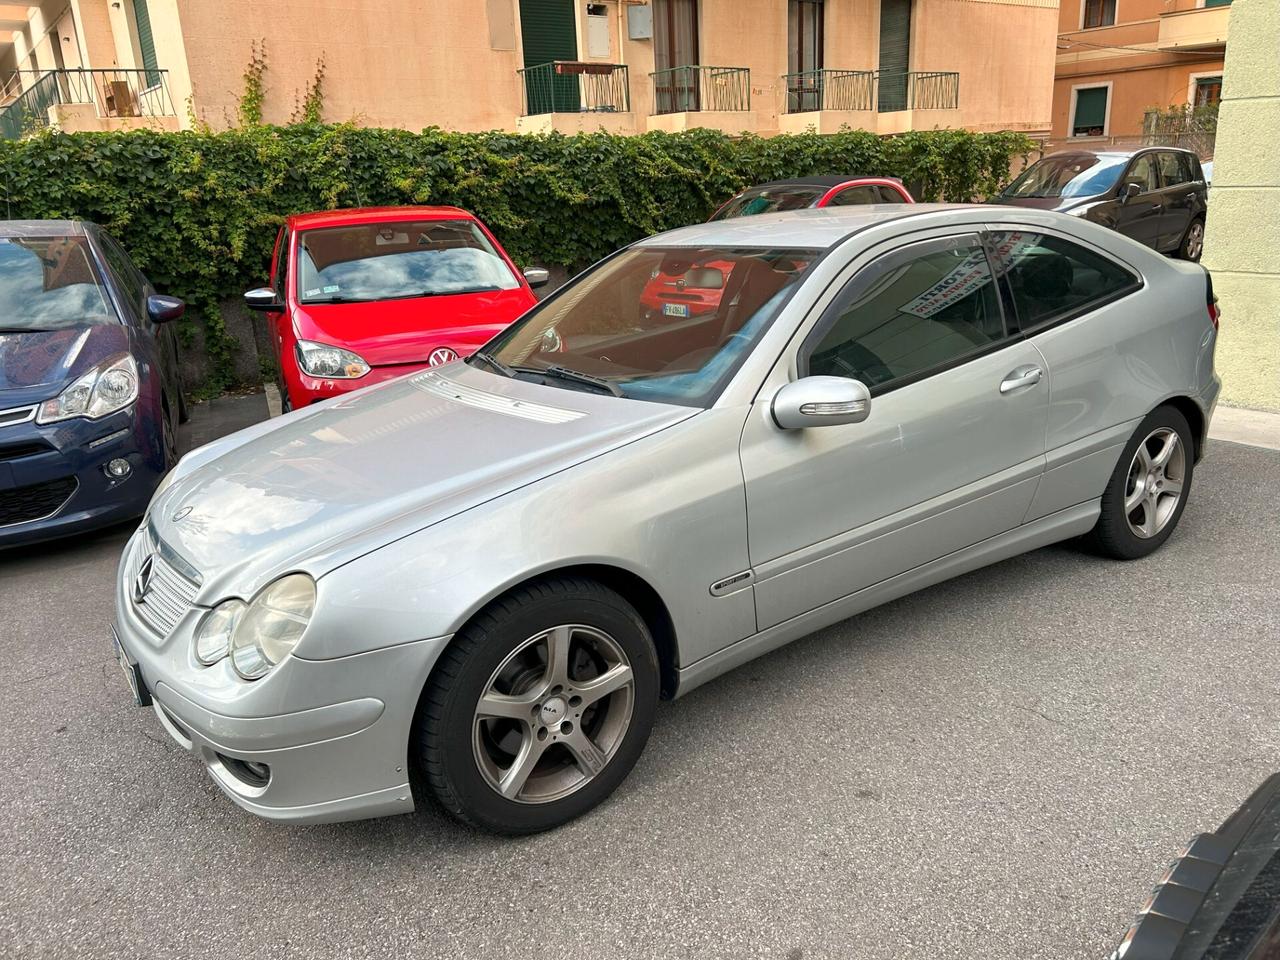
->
739, 232, 1049, 630
1114, 154, 1163, 249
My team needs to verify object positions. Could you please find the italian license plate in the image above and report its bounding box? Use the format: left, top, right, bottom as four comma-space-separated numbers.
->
662, 302, 690, 318
110, 624, 151, 707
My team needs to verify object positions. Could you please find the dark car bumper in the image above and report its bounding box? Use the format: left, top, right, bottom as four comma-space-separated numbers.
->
1112, 775, 1280, 960
0, 401, 166, 548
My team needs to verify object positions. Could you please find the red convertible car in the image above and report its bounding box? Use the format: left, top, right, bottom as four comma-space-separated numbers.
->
245, 206, 544, 410
641, 176, 914, 323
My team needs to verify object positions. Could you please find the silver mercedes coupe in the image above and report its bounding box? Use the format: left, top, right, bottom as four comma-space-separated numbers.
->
112, 205, 1220, 833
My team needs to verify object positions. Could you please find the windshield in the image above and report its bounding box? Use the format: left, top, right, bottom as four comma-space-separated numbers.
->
475, 246, 819, 408
999, 155, 1128, 200
297, 219, 520, 304
710, 186, 824, 221
0, 236, 114, 330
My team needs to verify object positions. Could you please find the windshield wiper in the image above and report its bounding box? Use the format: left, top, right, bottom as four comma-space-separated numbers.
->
0, 326, 59, 333
301, 296, 377, 304
470, 350, 514, 378
513, 364, 624, 397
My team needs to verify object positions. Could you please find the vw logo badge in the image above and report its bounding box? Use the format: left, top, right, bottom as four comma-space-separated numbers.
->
172, 506, 192, 522
428, 347, 459, 367
132, 555, 155, 604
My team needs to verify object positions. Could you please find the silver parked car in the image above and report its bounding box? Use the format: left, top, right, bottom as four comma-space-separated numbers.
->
112, 205, 1220, 833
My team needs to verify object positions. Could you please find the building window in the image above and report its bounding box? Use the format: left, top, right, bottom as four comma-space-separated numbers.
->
1082, 0, 1116, 28
132, 0, 161, 88
1203, 0, 1232, 8
1071, 85, 1108, 137
788, 0, 824, 75
1195, 76, 1223, 106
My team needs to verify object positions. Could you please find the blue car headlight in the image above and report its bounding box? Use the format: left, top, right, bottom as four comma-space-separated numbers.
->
36, 354, 139, 424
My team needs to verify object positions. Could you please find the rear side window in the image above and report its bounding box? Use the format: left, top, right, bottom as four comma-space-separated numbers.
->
806, 239, 1006, 390
878, 185, 908, 203
990, 230, 1139, 331
1156, 152, 1189, 186
828, 186, 881, 206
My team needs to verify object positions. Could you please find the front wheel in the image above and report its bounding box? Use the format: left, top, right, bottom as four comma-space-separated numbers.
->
1084, 405, 1194, 560
415, 578, 659, 834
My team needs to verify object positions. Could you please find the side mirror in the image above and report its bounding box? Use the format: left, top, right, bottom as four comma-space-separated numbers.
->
1121, 182, 1142, 204
244, 287, 284, 312
523, 267, 550, 289
772, 376, 871, 429
146, 294, 185, 323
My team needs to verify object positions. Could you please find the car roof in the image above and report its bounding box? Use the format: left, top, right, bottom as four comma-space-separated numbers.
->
285, 205, 477, 230
746, 175, 902, 190
0, 219, 91, 237
644, 203, 986, 249
1042, 147, 1196, 161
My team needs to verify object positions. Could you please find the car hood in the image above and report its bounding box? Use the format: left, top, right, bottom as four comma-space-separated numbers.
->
294, 287, 536, 366
0, 323, 132, 407
149, 363, 696, 601
989, 195, 1097, 212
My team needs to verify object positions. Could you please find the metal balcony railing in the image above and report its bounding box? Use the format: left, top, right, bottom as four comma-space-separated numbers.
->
875, 71, 959, 113
783, 69, 876, 113
651, 65, 750, 115
0, 68, 176, 139
519, 61, 630, 116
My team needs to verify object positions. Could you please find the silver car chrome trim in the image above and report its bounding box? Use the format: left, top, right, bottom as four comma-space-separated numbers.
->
128, 525, 202, 638
709, 570, 754, 597
0, 404, 37, 428
410, 371, 586, 424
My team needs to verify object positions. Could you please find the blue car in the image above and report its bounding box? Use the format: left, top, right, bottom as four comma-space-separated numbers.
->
0, 220, 185, 548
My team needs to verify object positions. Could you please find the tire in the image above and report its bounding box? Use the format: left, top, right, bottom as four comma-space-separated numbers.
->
1083, 405, 1194, 560
1178, 217, 1205, 262
161, 398, 180, 469
414, 577, 659, 834
177, 388, 190, 424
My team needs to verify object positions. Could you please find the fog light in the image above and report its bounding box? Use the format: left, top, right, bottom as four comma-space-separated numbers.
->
105, 457, 131, 479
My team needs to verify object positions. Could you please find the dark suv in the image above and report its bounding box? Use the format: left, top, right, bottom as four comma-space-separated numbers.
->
991, 148, 1208, 261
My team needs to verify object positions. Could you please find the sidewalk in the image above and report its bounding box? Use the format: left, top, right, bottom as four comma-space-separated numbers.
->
1209, 404, 1280, 452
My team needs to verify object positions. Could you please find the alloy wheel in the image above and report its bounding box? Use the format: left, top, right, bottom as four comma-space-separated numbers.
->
472, 624, 635, 804
1124, 427, 1186, 539
1186, 222, 1204, 260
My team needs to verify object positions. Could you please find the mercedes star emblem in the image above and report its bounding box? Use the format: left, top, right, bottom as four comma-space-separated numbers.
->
132, 555, 155, 604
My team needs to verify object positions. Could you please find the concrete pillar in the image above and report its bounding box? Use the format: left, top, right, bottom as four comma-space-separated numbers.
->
1201, 0, 1280, 411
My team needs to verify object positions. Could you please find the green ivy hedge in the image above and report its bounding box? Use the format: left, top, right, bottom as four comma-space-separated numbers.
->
0, 124, 1034, 390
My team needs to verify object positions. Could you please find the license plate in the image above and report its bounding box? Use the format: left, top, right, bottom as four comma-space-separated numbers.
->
662, 302, 690, 318
110, 624, 151, 708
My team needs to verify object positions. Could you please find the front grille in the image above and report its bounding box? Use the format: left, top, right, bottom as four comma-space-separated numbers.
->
0, 404, 36, 428
0, 476, 77, 526
0, 440, 54, 462
128, 526, 201, 638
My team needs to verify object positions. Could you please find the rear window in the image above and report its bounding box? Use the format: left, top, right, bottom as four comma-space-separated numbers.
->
0, 236, 114, 330
296, 219, 519, 304
710, 186, 824, 221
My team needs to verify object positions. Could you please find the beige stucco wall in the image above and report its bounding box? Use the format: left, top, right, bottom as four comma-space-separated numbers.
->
1201, 0, 1279, 411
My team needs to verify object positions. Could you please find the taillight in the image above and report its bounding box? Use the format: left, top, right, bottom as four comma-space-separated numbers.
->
1205, 271, 1220, 330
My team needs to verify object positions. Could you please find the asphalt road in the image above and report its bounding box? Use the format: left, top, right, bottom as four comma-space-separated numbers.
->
2, 437, 1278, 960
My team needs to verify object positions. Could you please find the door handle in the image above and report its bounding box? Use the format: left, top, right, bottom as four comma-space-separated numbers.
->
1000, 366, 1042, 394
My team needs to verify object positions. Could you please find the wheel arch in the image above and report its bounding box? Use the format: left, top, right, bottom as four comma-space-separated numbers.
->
1159, 394, 1206, 462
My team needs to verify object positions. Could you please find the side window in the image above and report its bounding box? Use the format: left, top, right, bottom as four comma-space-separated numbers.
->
806, 240, 1005, 390
98, 233, 146, 307
990, 230, 1139, 331
829, 186, 880, 207
878, 185, 907, 203
1179, 153, 1199, 183
1156, 152, 1188, 187
272, 229, 289, 296
1122, 155, 1160, 194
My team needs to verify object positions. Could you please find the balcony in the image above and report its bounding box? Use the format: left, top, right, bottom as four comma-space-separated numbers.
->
647, 65, 751, 134
516, 61, 635, 135
779, 70, 960, 136
0, 68, 179, 139
1157, 1, 1230, 52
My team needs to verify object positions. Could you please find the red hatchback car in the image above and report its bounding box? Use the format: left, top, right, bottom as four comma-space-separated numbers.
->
640, 176, 914, 323
245, 206, 543, 410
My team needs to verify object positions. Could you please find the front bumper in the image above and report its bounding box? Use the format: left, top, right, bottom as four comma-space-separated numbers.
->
0, 403, 164, 548
112, 528, 452, 824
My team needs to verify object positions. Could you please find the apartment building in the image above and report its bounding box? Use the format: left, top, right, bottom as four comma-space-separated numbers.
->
0, 0, 1056, 140
1052, 0, 1229, 150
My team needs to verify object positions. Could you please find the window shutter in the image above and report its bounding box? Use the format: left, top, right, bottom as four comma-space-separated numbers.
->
1073, 87, 1107, 131
519, 0, 579, 113
132, 0, 160, 87
877, 0, 912, 111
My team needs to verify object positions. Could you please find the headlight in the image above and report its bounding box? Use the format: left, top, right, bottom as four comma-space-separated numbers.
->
36, 354, 139, 424
194, 599, 246, 665
295, 340, 369, 379
229, 574, 316, 680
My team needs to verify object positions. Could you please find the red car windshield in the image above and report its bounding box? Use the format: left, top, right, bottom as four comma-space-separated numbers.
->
710, 186, 824, 221
297, 220, 520, 304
